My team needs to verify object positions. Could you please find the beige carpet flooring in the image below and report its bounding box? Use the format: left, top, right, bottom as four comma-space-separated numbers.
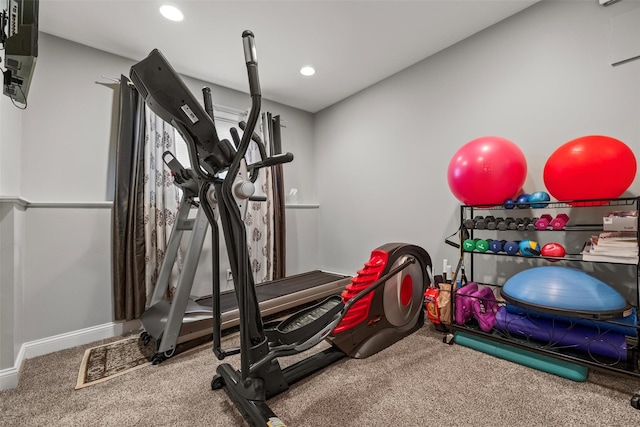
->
1, 326, 640, 426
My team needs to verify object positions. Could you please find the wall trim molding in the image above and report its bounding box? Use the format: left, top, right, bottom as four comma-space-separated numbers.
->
0, 196, 306, 210
0, 196, 29, 208
28, 201, 114, 209
0, 196, 113, 209
285, 204, 320, 209
0, 320, 140, 390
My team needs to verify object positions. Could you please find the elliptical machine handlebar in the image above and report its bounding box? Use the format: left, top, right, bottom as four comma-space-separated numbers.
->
222, 32, 262, 184
236, 121, 294, 182
218, 31, 273, 378
242, 30, 260, 97
250, 153, 294, 169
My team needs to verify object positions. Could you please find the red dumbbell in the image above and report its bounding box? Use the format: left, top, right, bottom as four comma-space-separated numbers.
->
550, 213, 569, 230
535, 214, 553, 230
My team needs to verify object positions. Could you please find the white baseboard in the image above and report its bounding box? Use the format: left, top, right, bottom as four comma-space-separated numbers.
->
0, 320, 141, 390
0, 345, 25, 390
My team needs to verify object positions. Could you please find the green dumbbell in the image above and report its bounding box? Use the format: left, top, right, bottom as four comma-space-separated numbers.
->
475, 239, 493, 252
463, 238, 483, 252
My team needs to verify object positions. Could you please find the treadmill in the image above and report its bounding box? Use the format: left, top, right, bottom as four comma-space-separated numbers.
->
139, 145, 349, 365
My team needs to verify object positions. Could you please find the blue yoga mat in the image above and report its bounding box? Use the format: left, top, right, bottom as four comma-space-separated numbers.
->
495, 307, 627, 361
506, 305, 637, 337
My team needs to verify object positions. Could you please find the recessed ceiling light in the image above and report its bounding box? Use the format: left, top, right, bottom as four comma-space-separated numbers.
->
300, 66, 315, 76
160, 5, 184, 22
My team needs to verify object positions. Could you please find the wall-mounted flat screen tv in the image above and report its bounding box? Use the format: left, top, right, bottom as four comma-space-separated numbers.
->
3, 0, 38, 105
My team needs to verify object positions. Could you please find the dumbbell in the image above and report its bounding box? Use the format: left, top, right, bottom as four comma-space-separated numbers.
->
489, 239, 508, 253
503, 241, 520, 255
516, 218, 532, 231
550, 213, 569, 230
508, 218, 522, 230
535, 214, 553, 230
476, 216, 495, 230
497, 217, 515, 231
475, 239, 492, 252
463, 238, 481, 252
463, 238, 493, 252
515, 217, 539, 231
486, 217, 503, 230
464, 216, 482, 230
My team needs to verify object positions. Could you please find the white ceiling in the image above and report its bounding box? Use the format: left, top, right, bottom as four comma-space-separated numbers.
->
38, 0, 538, 113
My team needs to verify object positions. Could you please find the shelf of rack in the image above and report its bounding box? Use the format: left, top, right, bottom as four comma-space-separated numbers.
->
462, 196, 638, 211
451, 196, 640, 377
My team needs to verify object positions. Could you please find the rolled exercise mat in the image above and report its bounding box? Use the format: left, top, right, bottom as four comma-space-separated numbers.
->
494, 306, 627, 361
506, 305, 637, 338
454, 331, 588, 382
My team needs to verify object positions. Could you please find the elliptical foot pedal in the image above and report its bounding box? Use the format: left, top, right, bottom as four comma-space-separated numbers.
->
265, 295, 343, 346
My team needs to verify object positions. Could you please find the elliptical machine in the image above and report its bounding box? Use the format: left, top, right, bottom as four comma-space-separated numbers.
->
130, 31, 432, 427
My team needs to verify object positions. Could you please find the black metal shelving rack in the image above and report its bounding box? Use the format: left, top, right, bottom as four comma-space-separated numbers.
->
451, 196, 640, 378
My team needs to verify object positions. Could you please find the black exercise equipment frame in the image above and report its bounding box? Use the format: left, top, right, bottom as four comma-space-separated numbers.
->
131, 31, 431, 426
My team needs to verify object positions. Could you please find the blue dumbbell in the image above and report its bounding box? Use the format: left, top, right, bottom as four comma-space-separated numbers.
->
489, 240, 507, 253
503, 241, 520, 255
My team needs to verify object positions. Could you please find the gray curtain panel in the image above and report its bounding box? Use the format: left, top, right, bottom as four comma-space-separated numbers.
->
270, 114, 286, 280
112, 75, 147, 321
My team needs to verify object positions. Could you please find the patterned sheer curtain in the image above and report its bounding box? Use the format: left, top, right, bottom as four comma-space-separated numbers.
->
143, 108, 181, 300
244, 112, 276, 283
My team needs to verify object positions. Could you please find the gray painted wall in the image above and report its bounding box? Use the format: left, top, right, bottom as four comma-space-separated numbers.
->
314, 1, 640, 280
22, 207, 112, 341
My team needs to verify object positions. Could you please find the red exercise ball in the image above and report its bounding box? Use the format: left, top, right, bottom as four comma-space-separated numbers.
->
447, 136, 527, 205
543, 135, 636, 204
